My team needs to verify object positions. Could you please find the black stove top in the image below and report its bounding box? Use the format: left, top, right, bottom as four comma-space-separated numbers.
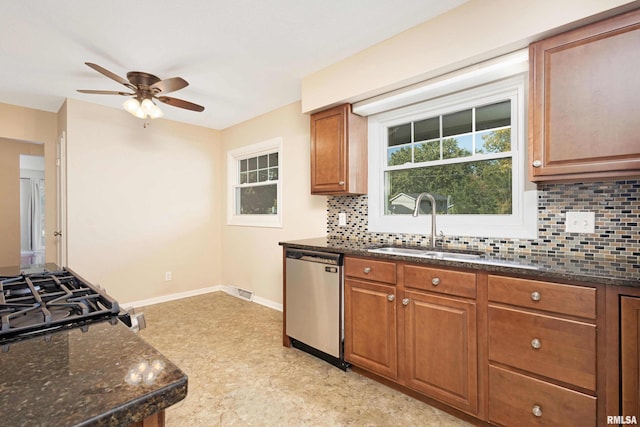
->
0, 268, 120, 344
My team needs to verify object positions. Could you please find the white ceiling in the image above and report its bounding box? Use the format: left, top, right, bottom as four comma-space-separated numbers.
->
0, 0, 468, 130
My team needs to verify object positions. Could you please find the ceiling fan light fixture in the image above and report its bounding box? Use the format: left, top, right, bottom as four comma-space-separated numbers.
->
141, 98, 163, 119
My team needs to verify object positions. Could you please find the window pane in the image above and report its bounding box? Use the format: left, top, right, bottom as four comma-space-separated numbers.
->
237, 184, 277, 214
388, 123, 411, 147
385, 158, 512, 215
258, 155, 268, 169
248, 171, 257, 183
442, 135, 473, 159
414, 140, 440, 162
477, 128, 511, 154
443, 109, 472, 137
388, 146, 412, 166
258, 169, 268, 182
269, 152, 278, 167
240, 171, 248, 184
414, 117, 439, 141
477, 101, 510, 131
240, 159, 248, 172
268, 167, 278, 180
248, 157, 257, 171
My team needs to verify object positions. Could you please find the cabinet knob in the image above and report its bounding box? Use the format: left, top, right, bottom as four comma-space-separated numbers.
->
363, 267, 371, 274
531, 338, 541, 349
338, 181, 345, 186
531, 291, 541, 301
532, 405, 542, 417
431, 277, 440, 286
387, 294, 395, 302
402, 298, 410, 306
532, 160, 542, 168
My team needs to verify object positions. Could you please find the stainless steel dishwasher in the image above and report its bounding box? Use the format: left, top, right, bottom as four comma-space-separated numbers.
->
285, 248, 348, 370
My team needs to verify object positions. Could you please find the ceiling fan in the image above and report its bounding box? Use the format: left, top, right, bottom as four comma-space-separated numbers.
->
77, 62, 205, 119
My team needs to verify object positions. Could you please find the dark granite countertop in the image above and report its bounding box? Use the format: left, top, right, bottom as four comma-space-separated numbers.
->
280, 237, 640, 288
0, 319, 187, 427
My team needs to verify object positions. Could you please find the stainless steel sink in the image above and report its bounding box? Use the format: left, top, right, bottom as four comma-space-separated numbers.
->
366, 246, 539, 270
367, 246, 482, 261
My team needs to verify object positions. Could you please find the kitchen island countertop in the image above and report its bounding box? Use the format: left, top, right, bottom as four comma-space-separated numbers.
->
0, 318, 187, 426
280, 237, 640, 288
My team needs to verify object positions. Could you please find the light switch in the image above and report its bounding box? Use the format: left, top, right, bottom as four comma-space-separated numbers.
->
565, 211, 595, 233
338, 212, 347, 226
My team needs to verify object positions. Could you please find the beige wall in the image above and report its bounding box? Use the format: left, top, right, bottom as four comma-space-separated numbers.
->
221, 102, 326, 306
63, 99, 223, 303
301, 0, 639, 112
0, 102, 57, 265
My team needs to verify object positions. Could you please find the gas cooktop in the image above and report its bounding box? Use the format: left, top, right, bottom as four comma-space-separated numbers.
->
0, 268, 121, 344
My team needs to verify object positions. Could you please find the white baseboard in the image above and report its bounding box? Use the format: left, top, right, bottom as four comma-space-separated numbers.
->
122, 285, 282, 312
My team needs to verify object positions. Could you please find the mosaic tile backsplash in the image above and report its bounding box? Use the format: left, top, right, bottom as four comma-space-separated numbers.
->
327, 179, 639, 261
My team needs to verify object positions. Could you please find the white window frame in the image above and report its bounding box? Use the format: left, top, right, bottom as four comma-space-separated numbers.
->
227, 137, 283, 228
368, 75, 537, 239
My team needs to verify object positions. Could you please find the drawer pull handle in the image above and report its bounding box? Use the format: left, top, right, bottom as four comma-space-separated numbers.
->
531, 291, 541, 301
338, 181, 345, 186
402, 298, 410, 306
532, 160, 542, 168
363, 267, 372, 274
531, 338, 541, 349
532, 405, 542, 417
431, 277, 440, 286
387, 294, 395, 302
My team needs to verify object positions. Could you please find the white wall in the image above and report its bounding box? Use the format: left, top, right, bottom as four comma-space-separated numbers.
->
221, 102, 326, 307
64, 99, 223, 303
301, 0, 639, 112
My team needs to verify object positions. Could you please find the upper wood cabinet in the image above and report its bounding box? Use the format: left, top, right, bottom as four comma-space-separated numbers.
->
529, 9, 640, 182
310, 104, 367, 195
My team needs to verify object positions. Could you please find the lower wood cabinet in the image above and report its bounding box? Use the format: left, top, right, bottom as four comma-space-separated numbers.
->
344, 278, 397, 380
403, 290, 478, 414
621, 296, 640, 417
344, 256, 479, 416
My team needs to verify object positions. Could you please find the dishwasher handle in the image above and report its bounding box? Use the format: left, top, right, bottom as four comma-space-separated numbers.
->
285, 249, 343, 266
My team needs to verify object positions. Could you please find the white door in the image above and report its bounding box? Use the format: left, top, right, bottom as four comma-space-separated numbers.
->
56, 131, 67, 267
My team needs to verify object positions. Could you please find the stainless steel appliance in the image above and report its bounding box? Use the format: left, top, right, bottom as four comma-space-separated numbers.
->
285, 248, 348, 370
0, 267, 144, 350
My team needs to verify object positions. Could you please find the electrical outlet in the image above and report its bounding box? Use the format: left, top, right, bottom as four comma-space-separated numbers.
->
565, 211, 595, 233
165, 272, 172, 281
338, 212, 347, 227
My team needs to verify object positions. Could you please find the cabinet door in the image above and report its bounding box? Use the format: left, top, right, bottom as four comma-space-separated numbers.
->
402, 290, 478, 414
311, 105, 347, 194
621, 296, 640, 417
344, 278, 397, 379
529, 9, 640, 181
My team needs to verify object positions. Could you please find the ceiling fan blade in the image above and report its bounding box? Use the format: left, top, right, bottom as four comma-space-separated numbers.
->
77, 89, 135, 96
85, 62, 135, 90
157, 96, 205, 112
150, 77, 189, 94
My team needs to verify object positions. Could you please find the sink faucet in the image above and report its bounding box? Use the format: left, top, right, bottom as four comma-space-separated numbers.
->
413, 192, 437, 247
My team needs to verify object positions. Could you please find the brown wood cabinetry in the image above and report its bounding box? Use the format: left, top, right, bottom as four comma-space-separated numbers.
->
344, 257, 397, 379
310, 104, 367, 195
344, 256, 479, 416
621, 296, 640, 417
487, 275, 598, 425
529, 8, 640, 182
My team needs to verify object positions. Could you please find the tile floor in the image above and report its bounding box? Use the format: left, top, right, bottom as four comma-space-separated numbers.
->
139, 292, 472, 426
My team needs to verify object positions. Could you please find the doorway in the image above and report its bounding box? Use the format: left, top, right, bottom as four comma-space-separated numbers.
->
19, 155, 46, 265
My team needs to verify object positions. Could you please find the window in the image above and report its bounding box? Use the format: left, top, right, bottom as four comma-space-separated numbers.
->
368, 76, 537, 238
227, 137, 282, 227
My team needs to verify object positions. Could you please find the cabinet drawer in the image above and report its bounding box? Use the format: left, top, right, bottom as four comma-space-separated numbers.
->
489, 365, 596, 427
404, 264, 476, 299
345, 257, 396, 284
488, 275, 596, 319
489, 306, 596, 391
